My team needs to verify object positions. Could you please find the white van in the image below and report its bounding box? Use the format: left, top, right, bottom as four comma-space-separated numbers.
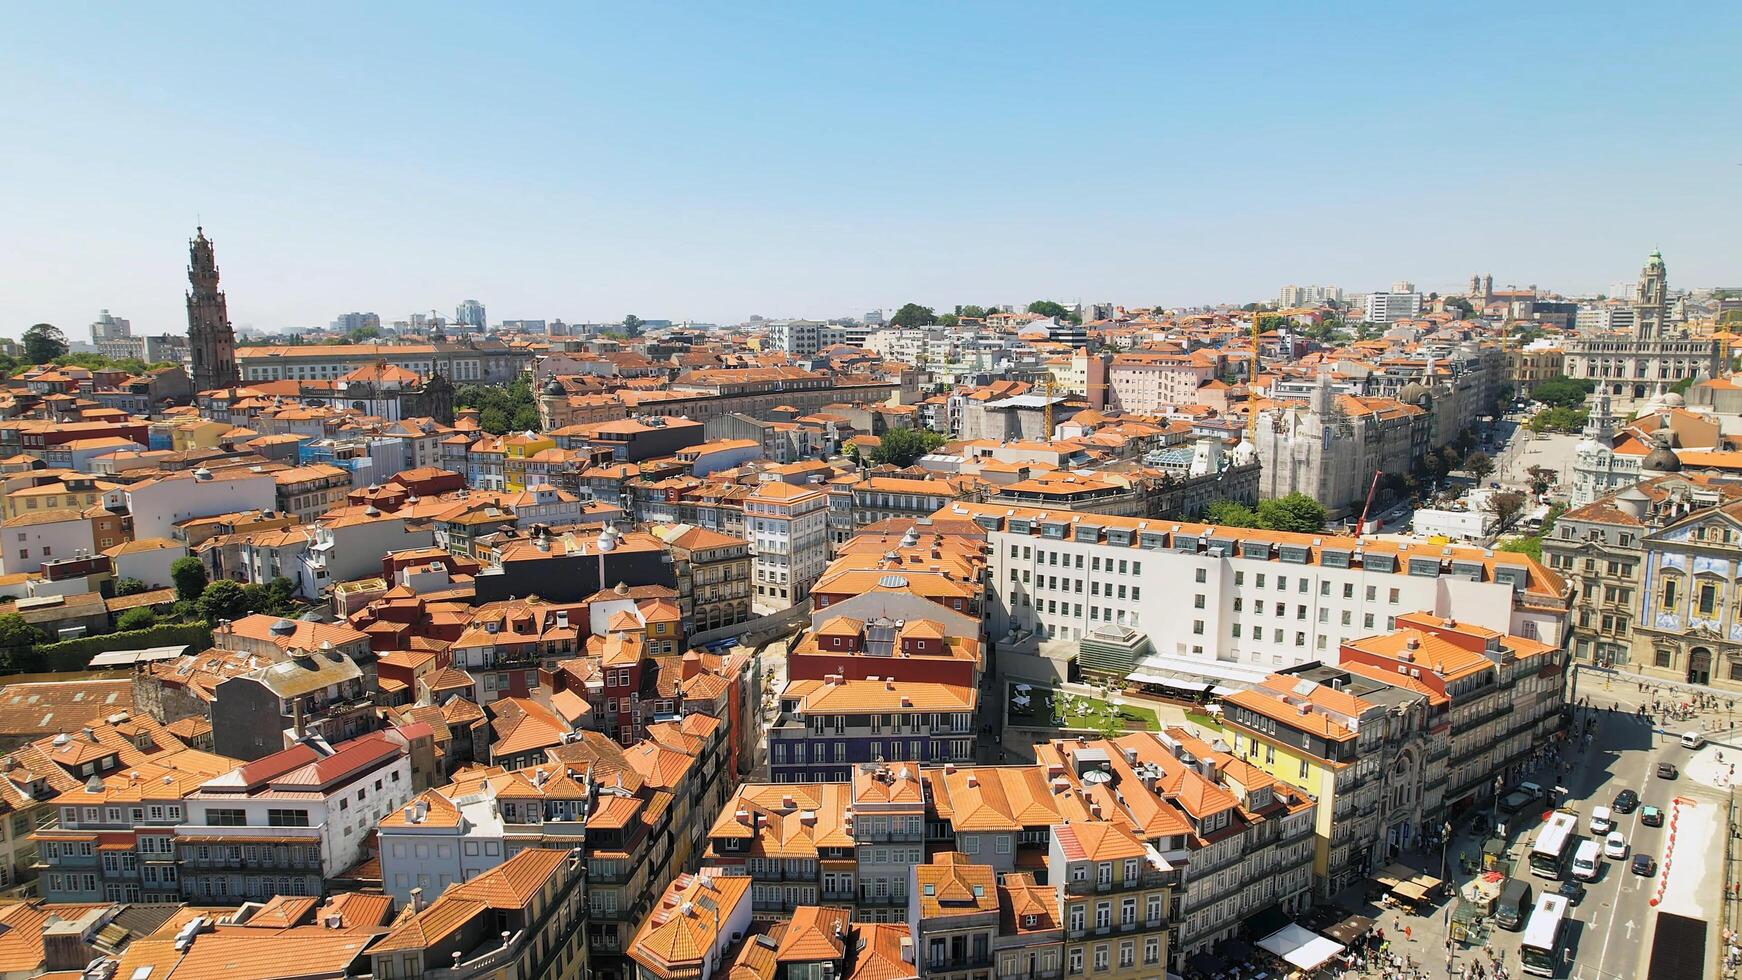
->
1587, 805, 1614, 835
1681, 732, 1706, 749
1571, 839, 1602, 881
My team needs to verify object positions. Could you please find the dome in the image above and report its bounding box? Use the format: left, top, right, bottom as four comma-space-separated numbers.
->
1396, 382, 1432, 407
1642, 433, 1682, 473
1662, 391, 1686, 408
541, 378, 565, 396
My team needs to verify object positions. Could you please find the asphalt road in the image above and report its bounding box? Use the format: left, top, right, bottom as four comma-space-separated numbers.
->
1551, 679, 1728, 980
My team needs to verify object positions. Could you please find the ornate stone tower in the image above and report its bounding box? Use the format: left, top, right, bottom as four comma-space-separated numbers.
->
1633, 249, 1669, 342
186, 227, 239, 392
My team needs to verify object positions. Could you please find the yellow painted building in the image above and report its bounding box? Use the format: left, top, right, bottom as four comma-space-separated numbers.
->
501, 432, 555, 491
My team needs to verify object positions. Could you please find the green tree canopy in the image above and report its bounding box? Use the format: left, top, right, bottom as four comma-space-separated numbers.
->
954, 305, 989, 319
113, 577, 150, 597
197, 580, 251, 624
1255, 492, 1328, 533
1497, 535, 1542, 561
1202, 500, 1262, 528
870, 428, 946, 468
1464, 451, 1495, 483
1444, 296, 1475, 318
1530, 375, 1596, 409
1027, 300, 1069, 319
889, 304, 938, 329
0, 613, 44, 652
22, 323, 68, 364
458, 376, 538, 435
622, 314, 644, 338
170, 557, 208, 602
1529, 407, 1588, 434
115, 607, 158, 631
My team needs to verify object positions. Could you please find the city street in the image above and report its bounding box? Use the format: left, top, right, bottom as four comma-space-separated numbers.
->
1363, 669, 1734, 980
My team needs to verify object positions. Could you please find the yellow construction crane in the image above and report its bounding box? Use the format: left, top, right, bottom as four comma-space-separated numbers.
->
1042, 368, 1110, 439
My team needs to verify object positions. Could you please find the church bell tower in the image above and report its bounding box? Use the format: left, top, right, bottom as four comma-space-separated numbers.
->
186, 227, 240, 392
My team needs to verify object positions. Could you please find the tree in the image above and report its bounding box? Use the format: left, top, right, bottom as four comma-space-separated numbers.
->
113, 577, 150, 597
1486, 491, 1528, 531
1202, 500, 1262, 528
1465, 451, 1495, 484
1255, 492, 1328, 533
22, 323, 68, 364
115, 607, 158, 631
1670, 375, 1697, 396
955, 305, 989, 320
870, 428, 945, 468
1529, 407, 1587, 433
889, 304, 937, 330
1027, 300, 1069, 320
621, 314, 644, 338
1497, 535, 1542, 561
170, 557, 208, 601
0, 613, 43, 653
457, 375, 539, 435
1525, 465, 1557, 497
345, 325, 383, 342
197, 580, 251, 624
1530, 375, 1596, 409
937, 313, 960, 328
1444, 296, 1475, 318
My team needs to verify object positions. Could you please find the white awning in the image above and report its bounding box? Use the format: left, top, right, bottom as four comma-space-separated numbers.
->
1258, 923, 1346, 972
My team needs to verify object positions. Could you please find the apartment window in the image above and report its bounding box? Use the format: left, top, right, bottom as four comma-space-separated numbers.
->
268, 809, 310, 827
1144, 938, 1160, 964
1235, 571, 1244, 585
1194, 594, 1205, 609
1119, 942, 1135, 968
1699, 582, 1718, 616
1389, 588, 1400, 603
1256, 574, 1265, 587
1195, 568, 1206, 583
206, 809, 246, 827
1069, 949, 1084, 975
1094, 945, 1109, 971
1193, 620, 1204, 635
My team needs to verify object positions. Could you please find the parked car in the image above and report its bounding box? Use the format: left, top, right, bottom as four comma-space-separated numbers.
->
1632, 854, 1657, 877
1612, 789, 1640, 813
1605, 831, 1628, 860
1641, 805, 1665, 827
1658, 762, 1679, 780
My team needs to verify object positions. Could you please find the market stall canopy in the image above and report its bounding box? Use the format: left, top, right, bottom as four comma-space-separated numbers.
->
1321, 914, 1375, 946
1258, 923, 1346, 972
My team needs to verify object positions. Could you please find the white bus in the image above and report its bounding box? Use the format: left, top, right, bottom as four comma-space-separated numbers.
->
1529, 812, 1579, 880
1520, 893, 1571, 976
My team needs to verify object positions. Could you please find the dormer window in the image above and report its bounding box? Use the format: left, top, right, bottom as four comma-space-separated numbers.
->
1023, 914, 1038, 928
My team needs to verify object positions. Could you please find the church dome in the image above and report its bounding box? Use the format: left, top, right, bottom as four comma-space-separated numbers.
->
1642, 433, 1682, 474
541, 378, 565, 396
1662, 391, 1686, 408
1396, 382, 1432, 407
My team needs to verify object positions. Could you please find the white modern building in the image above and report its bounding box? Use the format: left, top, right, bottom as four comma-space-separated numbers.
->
746, 479, 829, 614
945, 501, 1569, 683
765, 319, 825, 357
1363, 291, 1424, 323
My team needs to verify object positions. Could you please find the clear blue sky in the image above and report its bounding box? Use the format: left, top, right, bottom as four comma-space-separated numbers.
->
4, 2, 1738, 336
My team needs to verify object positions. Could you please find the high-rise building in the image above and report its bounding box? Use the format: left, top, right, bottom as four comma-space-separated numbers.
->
455, 298, 487, 328
330, 311, 381, 332
185, 227, 238, 392
1277, 285, 1344, 307
90, 309, 131, 344
1362, 290, 1423, 323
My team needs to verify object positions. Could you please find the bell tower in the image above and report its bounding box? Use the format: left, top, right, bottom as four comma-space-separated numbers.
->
1633, 250, 1669, 342
186, 227, 239, 392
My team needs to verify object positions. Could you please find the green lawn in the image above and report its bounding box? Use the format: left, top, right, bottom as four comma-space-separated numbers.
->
1007, 684, 1160, 732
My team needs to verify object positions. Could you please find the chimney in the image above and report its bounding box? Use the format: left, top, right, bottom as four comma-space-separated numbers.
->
900, 936, 915, 964
293, 699, 306, 740
83, 727, 96, 742
736, 808, 751, 827
409, 886, 425, 911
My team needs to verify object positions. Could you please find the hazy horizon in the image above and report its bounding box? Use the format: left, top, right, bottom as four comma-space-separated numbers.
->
5, 3, 1739, 339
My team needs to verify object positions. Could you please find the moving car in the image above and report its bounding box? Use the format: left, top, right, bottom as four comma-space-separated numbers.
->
1658, 762, 1679, 780
1681, 732, 1706, 749
1605, 831, 1628, 860
1641, 805, 1665, 827
1555, 879, 1585, 905
1631, 853, 1657, 877
1587, 805, 1614, 835
1612, 789, 1640, 813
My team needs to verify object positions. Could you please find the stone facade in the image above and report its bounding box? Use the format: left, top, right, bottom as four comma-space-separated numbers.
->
185, 228, 239, 393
